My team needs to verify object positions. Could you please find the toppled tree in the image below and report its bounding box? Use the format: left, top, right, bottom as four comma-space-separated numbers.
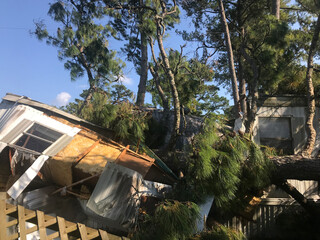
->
133, 201, 200, 240
63, 89, 149, 143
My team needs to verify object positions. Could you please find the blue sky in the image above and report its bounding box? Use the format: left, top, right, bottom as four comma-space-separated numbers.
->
0, 0, 224, 107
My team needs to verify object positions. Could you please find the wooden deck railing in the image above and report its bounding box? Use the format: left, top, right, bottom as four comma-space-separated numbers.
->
0, 199, 129, 240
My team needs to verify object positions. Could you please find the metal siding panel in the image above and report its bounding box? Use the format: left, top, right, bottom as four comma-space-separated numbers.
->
1, 119, 33, 143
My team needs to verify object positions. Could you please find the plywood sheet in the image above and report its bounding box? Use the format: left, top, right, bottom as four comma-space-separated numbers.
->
47, 158, 73, 186
49, 135, 97, 186
116, 151, 154, 177
54, 135, 97, 160
75, 143, 122, 175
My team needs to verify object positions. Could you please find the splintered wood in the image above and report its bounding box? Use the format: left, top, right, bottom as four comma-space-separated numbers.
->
0, 199, 128, 240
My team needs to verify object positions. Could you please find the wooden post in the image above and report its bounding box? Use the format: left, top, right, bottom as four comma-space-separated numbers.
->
98, 229, 110, 240
37, 210, 47, 240
18, 205, 27, 240
57, 216, 68, 240
0, 200, 7, 240
78, 223, 88, 240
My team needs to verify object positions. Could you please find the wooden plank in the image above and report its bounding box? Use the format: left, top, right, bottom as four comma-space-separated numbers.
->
86, 230, 100, 239
8, 233, 19, 240
57, 216, 68, 240
24, 211, 36, 221
26, 225, 38, 234
44, 217, 57, 228
37, 210, 47, 240
51, 173, 101, 195
65, 223, 78, 234
47, 232, 59, 240
6, 219, 18, 227
99, 229, 110, 240
0, 200, 7, 240
18, 205, 27, 240
77, 223, 88, 240
66, 189, 89, 199
5, 203, 17, 215
115, 145, 130, 163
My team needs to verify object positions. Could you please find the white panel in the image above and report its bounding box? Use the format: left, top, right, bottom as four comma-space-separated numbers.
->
7, 155, 49, 200
0, 141, 7, 153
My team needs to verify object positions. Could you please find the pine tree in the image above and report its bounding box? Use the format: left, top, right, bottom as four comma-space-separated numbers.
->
147, 49, 228, 115
33, 0, 124, 115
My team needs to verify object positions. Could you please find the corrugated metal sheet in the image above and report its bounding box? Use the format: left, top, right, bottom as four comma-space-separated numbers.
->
87, 163, 142, 231
2, 93, 89, 124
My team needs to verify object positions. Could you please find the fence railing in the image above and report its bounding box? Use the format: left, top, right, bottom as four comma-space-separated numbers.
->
0, 199, 129, 240
224, 198, 300, 238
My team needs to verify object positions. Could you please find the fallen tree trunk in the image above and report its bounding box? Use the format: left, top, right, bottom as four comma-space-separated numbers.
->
271, 155, 320, 181
266, 155, 320, 216
275, 180, 319, 214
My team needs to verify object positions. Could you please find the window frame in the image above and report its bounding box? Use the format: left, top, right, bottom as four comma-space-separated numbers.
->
12, 122, 64, 155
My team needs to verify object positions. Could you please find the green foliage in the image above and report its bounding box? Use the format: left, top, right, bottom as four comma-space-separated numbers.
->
133, 200, 200, 240
181, 0, 320, 104
63, 89, 149, 142
106, 0, 180, 74
190, 225, 246, 240
148, 50, 228, 115
173, 116, 273, 211
33, 0, 124, 88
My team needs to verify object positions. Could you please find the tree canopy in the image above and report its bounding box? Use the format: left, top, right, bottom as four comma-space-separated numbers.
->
33, 0, 320, 238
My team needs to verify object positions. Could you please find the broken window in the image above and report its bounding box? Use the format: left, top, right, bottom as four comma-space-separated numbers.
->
13, 123, 63, 154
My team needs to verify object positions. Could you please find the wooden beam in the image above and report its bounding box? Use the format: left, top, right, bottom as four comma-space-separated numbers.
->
6, 219, 18, 228
78, 223, 88, 239
47, 232, 59, 240
72, 140, 100, 168
115, 145, 130, 163
0, 200, 7, 240
37, 210, 47, 240
99, 229, 109, 240
57, 216, 68, 240
51, 173, 101, 195
5, 203, 17, 215
18, 205, 27, 240
66, 190, 89, 199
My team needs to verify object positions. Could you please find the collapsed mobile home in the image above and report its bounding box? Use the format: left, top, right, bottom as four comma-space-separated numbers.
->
0, 93, 177, 238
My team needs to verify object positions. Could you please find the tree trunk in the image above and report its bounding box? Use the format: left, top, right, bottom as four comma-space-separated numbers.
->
272, 0, 280, 20
271, 154, 320, 215
236, 1, 247, 116
136, 1, 148, 107
275, 180, 320, 216
241, 45, 259, 135
271, 155, 320, 180
149, 38, 169, 111
303, 15, 320, 156
219, 0, 240, 116
238, 55, 247, 116
156, 19, 181, 138
149, 65, 169, 111
77, 85, 95, 116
